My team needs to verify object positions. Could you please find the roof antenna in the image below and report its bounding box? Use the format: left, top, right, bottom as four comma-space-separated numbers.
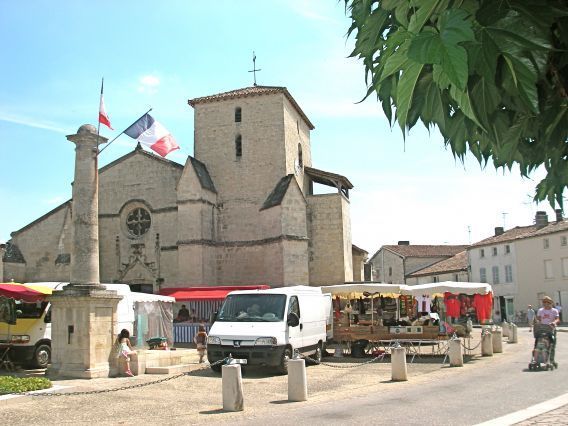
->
248, 51, 261, 86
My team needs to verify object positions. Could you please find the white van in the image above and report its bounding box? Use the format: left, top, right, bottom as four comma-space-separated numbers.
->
0, 282, 174, 368
206, 286, 332, 373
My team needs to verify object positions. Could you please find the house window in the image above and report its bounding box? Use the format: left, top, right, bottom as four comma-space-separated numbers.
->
298, 143, 303, 168
480, 249, 485, 258
544, 259, 554, 279
492, 247, 498, 256
388, 267, 392, 276
561, 236, 567, 247
235, 107, 242, 122
454, 274, 459, 282
433, 276, 439, 283
492, 266, 500, 284
235, 135, 242, 157
480, 267, 487, 283
505, 265, 513, 282
505, 245, 511, 254
544, 238, 550, 249
562, 258, 568, 277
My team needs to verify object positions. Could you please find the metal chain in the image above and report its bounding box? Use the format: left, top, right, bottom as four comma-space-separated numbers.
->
300, 353, 385, 369
17, 358, 229, 398
461, 339, 482, 351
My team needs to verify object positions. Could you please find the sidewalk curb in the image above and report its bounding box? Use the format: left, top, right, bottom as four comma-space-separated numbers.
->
474, 392, 568, 426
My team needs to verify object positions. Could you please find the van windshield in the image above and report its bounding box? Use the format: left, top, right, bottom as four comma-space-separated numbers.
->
15, 301, 48, 319
217, 294, 286, 322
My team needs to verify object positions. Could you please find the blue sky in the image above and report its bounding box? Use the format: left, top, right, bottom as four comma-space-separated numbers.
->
0, 0, 555, 256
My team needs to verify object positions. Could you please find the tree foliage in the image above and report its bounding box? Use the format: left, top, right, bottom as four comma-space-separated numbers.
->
344, 0, 568, 207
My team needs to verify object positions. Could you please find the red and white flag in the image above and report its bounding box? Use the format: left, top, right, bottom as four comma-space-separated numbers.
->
98, 78, 113, 130
124, 113, 179, 157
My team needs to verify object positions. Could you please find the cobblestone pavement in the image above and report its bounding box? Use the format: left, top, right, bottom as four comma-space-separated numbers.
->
515, 404, 568, 425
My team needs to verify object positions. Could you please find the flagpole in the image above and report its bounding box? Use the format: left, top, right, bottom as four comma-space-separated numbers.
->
97, 107, 153, 156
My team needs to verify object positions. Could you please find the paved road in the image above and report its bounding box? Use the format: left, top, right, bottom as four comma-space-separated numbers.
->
1, 329, 566, 425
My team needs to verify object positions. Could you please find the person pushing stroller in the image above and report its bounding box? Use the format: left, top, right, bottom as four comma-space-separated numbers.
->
531, 296, 559, 369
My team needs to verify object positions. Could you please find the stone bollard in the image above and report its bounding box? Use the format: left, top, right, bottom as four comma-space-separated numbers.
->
288, 358, 308, 402
509, 324, 518, 343
391, 344, 408, 381
492, 328, 503, 353
449, 337, 463, 367
502, 322, 510, 338
481, 330, 494, 356
222, 364, 244, 411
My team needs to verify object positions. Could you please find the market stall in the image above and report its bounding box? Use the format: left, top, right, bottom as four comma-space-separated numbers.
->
159, 285, 270, 343
321, 281, 493, 354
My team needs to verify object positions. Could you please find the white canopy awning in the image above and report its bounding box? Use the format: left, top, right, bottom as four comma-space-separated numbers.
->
320, 283, 405, 297
401, 281, 492, 296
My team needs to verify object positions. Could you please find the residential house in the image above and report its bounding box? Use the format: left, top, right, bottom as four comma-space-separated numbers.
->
368, 242, 468, 284
468, 210, 568, 322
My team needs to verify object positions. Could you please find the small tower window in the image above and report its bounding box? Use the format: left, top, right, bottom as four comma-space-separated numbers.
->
235, 107, 242, 123
235, 135, 242, 157
298, 143, 303, 168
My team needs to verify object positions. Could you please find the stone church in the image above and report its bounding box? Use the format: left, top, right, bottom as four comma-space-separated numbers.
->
1, 86, 358, 292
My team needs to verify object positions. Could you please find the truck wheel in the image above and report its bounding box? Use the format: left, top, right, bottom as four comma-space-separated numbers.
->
33, 344, 51, 369
277, 347, 292, 375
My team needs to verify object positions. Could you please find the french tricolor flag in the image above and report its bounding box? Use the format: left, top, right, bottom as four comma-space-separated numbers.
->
124, 113, 180, 157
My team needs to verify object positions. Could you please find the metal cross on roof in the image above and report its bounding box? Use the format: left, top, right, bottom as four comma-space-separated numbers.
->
248, 51, 261, 86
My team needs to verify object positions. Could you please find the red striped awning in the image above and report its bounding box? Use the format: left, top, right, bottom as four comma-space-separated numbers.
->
0, 283, 47, 303
159, 285, 270, 301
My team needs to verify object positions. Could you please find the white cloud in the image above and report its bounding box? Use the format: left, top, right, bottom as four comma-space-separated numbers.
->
137, 75, 161, 94
0, 112, 68, 134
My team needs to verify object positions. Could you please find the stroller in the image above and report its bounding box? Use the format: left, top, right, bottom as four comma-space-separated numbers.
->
529, 323, 558, 371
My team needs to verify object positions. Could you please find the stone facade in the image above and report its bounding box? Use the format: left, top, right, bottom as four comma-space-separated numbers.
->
4, 86, 355, 290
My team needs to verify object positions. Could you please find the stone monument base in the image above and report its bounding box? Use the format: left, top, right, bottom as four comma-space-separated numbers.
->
48, 284, 121, 379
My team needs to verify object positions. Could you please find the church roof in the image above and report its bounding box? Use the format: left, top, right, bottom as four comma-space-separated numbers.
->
99, 142, 184, 174
304, 167, 353, 190
260, 175, 295, 211
189, 156, 217, 193
188, 86, 315, 130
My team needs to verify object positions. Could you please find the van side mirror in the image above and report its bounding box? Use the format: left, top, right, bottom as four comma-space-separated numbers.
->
209, 311, 217, 324
287, 312, 300, 327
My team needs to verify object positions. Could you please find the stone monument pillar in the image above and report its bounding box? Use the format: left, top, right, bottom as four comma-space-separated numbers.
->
48, 124, 121, 379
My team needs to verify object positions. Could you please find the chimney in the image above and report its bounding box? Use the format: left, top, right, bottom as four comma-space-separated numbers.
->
494, 227, 504, 236
556, 209, 563, 222
397, 241, 410, 246
535, 211, 549, 229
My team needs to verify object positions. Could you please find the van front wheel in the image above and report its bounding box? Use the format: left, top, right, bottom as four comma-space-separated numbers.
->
278, 347, 292, 375
33, 344, 51, 369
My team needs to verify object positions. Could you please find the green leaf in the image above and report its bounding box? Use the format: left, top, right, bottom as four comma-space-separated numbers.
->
449, 85, 484, 129
396, 61, 425, 134
502, 54, 539, 113
408, 9, 474, 90
408, 29, 442, 64
470, 77, 501, 130
408, 0, 441, 33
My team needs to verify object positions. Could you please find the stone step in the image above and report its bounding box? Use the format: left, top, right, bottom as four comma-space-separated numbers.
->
145, 364, 192, 375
